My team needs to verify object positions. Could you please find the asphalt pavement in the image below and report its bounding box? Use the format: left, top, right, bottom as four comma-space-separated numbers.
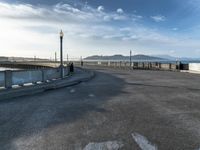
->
1, 67, 200, 150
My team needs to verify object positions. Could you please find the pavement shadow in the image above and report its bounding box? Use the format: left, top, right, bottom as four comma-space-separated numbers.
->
0, 69, 127, 150
127, 82, 200, 91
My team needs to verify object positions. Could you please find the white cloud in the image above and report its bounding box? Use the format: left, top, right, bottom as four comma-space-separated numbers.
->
97, 5, 104, 12
117, 8, 124, 14
195, 49, 200, 54
0, 2, 134, 23
188, 0, 200, 10
103, 15, 111, 21
119, 27, 132, 32
172, 28, 178, 31
0, 2, 199, 58
113, 14, 128, 20
132, 14, 143, 19
151, 15, 166, 22
122, 35, 138, 41
0, 3, 45, 18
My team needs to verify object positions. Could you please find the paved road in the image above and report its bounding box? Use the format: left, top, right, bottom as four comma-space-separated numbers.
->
1, 67, 200, 150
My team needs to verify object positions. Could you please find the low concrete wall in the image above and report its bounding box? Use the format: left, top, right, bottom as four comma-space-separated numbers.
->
12, 70, 43, 85
0, 68, 94, 100
42, 68, 60, 81
161, 63, 171, 70
189, 63, 200, 72
171, 64, 177, 70
0, 66, 70, 89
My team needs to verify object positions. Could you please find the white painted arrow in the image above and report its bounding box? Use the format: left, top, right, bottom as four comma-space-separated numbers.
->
132, 132, 158, 150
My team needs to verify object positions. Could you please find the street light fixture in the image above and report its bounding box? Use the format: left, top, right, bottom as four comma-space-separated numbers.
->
60, 30, 64, 78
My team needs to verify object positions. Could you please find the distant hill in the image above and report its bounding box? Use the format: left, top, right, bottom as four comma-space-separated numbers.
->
84, 54, 165, 61
152, 55, 176, 60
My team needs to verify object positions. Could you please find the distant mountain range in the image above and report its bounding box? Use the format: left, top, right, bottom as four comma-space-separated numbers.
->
151, 55, 176, 60
84, 54, 165, 61
84, 54, 200, 62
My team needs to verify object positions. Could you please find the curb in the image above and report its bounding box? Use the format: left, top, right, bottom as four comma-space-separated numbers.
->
0, 68, 95, 101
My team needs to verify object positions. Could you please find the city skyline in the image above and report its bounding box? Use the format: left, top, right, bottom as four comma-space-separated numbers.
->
1, 0, 200, 58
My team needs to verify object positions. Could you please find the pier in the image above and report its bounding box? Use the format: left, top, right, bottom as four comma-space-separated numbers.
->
0, 62, 200, 149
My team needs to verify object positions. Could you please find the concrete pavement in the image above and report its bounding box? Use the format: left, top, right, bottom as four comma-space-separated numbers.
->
1, 67, 200, 149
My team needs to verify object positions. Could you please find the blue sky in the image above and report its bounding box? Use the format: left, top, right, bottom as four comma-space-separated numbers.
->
0, 0, 200, 59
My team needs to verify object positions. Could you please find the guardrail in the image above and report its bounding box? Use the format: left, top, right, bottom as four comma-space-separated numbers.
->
74, 61, 182, 71
0, 66, 69, 89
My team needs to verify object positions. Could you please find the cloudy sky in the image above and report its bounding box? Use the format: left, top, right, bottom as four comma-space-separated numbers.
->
1, 0, 200, 59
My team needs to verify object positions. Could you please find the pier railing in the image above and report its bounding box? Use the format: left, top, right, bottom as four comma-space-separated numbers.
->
74, 61, 182, 71
0, 67, 69, 89
76, 60, 200, 73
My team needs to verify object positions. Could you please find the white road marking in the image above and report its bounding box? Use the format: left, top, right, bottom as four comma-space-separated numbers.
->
83, 141, 123, 150
132, 133, 158, 150
89, 94, 95, 97
70, 89, 75, 93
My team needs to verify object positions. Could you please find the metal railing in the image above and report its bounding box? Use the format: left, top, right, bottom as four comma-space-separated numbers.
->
0, 66, 69, 89
74, 61, 180, 70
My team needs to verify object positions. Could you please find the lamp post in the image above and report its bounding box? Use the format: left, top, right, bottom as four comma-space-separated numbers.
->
130, 50, 132, 67
55, 52, 57, 62
60, 30, 64, 78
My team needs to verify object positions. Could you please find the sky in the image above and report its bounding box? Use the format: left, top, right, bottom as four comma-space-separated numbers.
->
0, 0, 200, 59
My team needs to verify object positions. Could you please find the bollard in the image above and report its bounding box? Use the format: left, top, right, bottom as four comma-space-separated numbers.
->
169, 63, 172, 70
159, 63, 162, 70
5, 70, 12, 89
142, 62, 145, 69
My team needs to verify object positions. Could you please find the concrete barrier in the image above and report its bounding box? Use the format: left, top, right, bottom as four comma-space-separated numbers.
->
161, 63, 171, 70
0, 68, 94, 100
171, 64, 177, 70
0, 66, 69, 89
42, 68, 60, 81
12, 70, 43, 85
